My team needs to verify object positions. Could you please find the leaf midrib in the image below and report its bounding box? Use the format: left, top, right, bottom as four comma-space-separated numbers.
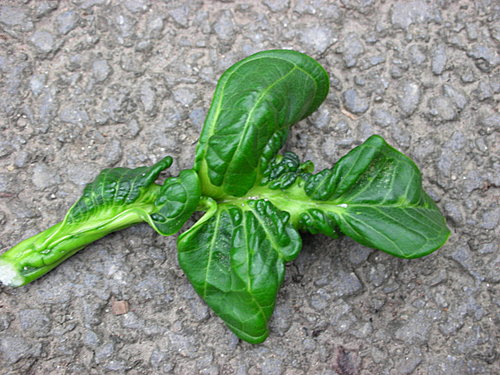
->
218, 66, 299, 188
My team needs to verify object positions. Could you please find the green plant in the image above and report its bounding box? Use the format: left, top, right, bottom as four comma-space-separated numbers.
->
0, 50, 450, 344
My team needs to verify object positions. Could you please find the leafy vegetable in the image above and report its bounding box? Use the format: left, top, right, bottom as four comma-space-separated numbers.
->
194, 49, 329, 198
178, 199, 301, 343
246, 135, 450, 259
0, 157, 200, 287
301, 135, 449, 258
0, 49, 450, 344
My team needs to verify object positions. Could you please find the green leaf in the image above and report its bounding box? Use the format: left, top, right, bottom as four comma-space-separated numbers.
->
66, 156, 174, 224
147, 169, 201, 235
299, 135, 450, 258
67, 157, 200, 236
177, 199, 301, 343
260, 151, 314, 190
194, 49, 329, 199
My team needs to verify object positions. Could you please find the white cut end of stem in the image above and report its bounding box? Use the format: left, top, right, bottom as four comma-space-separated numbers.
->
0, 259, 25, 287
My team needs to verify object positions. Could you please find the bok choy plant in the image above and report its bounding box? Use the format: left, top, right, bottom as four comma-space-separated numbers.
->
0, 50, 450, 344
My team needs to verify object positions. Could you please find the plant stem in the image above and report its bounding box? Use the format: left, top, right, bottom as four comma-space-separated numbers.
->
0, 209, 146, 287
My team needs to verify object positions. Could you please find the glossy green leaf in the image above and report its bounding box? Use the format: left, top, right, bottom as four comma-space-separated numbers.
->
65, 158, 200, 236
194, 49, 329, 199
177, 199, 301, 343
299, 135, 450, 258
260, 151, 314, 190
66, 156, 174, 224
147, 169, 200, 235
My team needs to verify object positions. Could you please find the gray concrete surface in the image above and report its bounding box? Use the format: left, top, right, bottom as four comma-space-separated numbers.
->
0, 0, 499, 374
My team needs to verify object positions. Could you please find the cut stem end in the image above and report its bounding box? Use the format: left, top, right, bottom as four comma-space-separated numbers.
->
0, 259, 25, 287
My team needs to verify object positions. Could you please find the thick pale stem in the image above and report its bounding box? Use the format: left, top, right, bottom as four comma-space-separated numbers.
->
0, 209, 145, 287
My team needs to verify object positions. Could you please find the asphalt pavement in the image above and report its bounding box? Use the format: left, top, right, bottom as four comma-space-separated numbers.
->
0, 1, 498, 374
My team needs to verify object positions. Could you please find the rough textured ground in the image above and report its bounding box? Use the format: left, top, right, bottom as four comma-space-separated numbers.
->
0, 0, 499, 374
